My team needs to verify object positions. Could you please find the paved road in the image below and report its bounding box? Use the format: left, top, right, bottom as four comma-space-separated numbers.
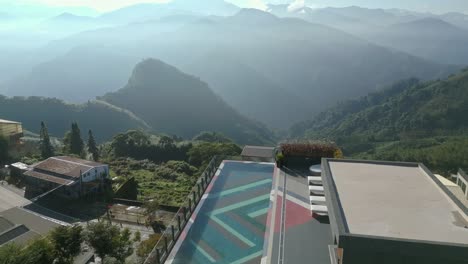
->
0, 184, 30, 212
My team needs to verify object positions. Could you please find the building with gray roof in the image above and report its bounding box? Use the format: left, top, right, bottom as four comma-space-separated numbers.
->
322, 159, 468, 264
0, 207, 61, 246
22, 156, 109, 199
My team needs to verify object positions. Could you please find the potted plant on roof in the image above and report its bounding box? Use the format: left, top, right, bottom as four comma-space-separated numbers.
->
275, 152, 285, 168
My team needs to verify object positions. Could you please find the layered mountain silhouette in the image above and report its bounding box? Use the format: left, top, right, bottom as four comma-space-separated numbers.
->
368, 18, 468, 65
269, 5, 468, 65
5, 46, 138, 102
100, 59, 274, 144
6, 9, 458, 129
98, 0, 239, 24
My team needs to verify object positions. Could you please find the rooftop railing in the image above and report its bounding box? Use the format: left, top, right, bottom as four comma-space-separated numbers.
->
143, 155, 236, 264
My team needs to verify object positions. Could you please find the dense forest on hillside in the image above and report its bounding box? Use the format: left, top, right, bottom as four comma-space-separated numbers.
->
0, 96, 150, 142
291, 68, 468, 173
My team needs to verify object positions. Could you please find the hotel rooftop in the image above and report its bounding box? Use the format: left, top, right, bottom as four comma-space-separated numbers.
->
147, 154, 468, 264
322, 159, 468, 264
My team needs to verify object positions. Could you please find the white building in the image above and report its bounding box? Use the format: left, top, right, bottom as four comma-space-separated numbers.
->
23, 156, 109, 199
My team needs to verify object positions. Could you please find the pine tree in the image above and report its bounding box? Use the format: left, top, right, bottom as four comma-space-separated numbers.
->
87, 130, 99, 161
64, 122, 84, 156
40, 121, 54, 159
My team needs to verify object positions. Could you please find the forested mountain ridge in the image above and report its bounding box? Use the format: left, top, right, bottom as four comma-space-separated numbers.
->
0, 96, 150, 142
292, 68, 468, 140
290, 68, 468, 173
100, 58, 275, 145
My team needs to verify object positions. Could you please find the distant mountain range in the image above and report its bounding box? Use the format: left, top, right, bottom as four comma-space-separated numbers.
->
268, 5, 468, 65
367, 18, 468, 65
100, 59, 274, 144
50, 12, 94, 23
97, 0, 239, 24
1, 5, 468, 133
4, 46, 139, 102
1, 59, 275, 144
3, 9, 459, 129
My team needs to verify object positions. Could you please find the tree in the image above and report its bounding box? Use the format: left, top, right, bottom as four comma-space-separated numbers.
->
87, 130, 99, 161
136, 234, 162, 260
110, 130, 150, 157
110, 227, 133, 263
0, 243, 24, 264
21, 238, 54, 264
133, 230, 141, 242
143, 200, 159, 217
159, 135, 174, 146
192, 132, 232, 143
39, 121, 54, 159
0, 135, 8, 163
84, 222, 133, 263
64, 122, 84, 156
188, 142, 242, 167
143, 200, 160, 230
50, 225, 83, 264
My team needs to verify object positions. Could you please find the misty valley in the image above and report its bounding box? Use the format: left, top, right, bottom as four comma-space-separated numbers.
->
1, 1, 468, 264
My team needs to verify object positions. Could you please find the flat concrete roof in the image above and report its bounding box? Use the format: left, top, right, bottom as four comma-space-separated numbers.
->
0, 186, 31, 212
0, 207, 60, 235
241, 145, 274, 158
326, 160, 468, 245
0, 119, 21, 125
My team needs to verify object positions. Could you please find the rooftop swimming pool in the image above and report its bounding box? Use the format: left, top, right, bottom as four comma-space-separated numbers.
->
166, 161, 274, 264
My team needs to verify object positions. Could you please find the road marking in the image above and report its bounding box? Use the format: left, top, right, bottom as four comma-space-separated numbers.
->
248, 207, 269, 218
208, 179, 272, 198
206, 194, 270, 247
278, 171, 287, 264
231, 250, 263, 264
276, 190, 310, 210
189, 239, 216, 263
210, 194, 270, 215
210, 215, 256, 247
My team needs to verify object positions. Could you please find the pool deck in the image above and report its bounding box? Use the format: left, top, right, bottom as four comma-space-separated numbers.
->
166, 161, 274, 264
265, 165, 332, 264
165, 161, 332, 264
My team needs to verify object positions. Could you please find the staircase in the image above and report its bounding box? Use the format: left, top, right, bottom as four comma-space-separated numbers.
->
308, 164, 328, 216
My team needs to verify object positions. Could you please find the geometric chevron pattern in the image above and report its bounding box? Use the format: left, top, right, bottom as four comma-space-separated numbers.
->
169, 161, 274, 264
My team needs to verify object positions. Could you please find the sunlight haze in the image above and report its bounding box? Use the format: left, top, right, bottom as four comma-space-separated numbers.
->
3, 0, 468, 13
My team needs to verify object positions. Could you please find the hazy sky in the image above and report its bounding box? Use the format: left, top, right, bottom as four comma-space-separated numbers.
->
3, 0, 468, 14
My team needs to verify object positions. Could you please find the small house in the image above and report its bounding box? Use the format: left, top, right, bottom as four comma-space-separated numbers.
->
23, 156, 109, 199
0, 119, 23, 143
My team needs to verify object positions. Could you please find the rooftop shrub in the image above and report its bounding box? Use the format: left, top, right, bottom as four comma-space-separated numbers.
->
279, 141, 339, 159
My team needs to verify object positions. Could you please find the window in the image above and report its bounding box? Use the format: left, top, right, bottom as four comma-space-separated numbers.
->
458, 179, 467, 194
